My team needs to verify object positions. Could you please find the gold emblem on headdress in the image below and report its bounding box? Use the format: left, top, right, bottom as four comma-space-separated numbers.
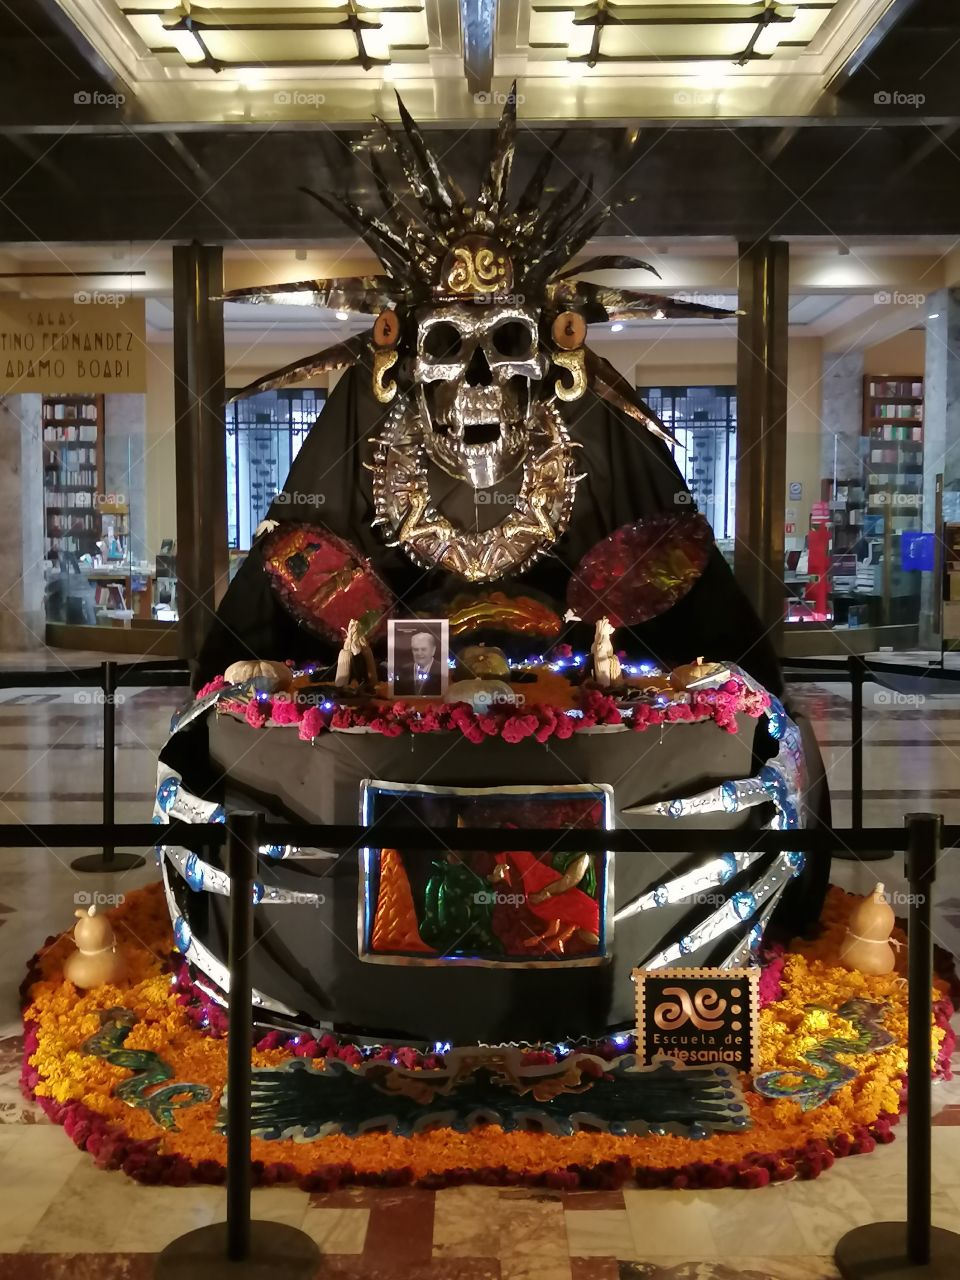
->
439, 236, 513, 297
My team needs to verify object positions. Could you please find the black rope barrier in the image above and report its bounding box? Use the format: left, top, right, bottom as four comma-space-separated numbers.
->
5, 819, 960, 855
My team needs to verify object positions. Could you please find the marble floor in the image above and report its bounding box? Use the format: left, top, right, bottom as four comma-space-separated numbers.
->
1, 649, 959, 1278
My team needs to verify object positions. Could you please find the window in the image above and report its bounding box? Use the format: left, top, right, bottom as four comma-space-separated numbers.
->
636, 385, 737, 542
225, 388, 325, 549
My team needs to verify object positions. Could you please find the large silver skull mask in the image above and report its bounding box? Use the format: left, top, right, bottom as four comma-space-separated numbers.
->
414, 302, 548, 490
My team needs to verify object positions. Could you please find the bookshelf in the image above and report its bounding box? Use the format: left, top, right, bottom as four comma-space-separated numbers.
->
42, 394, 105, 558
862, 375, 924, 534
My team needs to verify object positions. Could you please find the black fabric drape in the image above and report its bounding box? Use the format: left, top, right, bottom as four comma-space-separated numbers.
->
196, 367, 781, 693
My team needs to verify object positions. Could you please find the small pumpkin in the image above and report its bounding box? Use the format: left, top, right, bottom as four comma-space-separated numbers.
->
839, 883, 896, 975
456, 645, 510, 679
669, 655, 727, 690
445, 678, 518, 713
224, 659, 293, 693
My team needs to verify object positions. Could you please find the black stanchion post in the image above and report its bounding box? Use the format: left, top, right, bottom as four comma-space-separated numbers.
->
835, 812, 959, 1279
849, 655, 865, 832
226, 810, 256, 1262
73, 660, 145, 873
155, 811, 319, 1279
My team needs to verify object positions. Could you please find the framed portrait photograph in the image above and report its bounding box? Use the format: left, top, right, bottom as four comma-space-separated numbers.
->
387, 618, 450, 698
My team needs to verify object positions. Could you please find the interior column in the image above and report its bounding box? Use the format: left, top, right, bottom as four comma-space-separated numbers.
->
735, 240, 790, 651
172, 243, 228, 661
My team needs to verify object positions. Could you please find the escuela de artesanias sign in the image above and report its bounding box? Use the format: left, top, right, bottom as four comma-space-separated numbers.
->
0, 297, 146, 393
633, 967, 760, 1072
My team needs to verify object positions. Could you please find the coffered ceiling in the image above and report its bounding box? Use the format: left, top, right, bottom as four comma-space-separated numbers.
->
44, 0, 926, 122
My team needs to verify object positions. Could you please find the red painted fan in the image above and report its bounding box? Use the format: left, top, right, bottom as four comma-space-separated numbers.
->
259, 523, 393, 642
567, 512, 713, 626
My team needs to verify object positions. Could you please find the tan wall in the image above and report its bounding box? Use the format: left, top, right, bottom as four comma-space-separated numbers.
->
783, 339, 824, 532
863, 328, 925, 375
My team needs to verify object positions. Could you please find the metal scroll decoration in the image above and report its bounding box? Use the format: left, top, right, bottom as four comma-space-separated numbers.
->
221, 1047, 751, 1140
259, 523, 394, 643
81, 1007, 212, 1131
567, 512, 714, 625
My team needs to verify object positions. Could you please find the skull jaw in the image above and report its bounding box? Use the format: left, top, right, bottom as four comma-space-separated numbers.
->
418, 379, 531, 489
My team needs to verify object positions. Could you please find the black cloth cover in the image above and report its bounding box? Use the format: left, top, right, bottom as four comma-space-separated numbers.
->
197, 368, 781, 693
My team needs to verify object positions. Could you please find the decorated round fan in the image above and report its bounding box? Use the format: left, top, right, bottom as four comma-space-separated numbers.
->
566, 512, 713, 626
259, 523, 393, 643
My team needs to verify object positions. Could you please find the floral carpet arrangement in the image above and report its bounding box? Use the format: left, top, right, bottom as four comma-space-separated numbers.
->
20, 883, 954, 1191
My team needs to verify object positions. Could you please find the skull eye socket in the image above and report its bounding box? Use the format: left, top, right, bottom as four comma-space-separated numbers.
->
491, 320, 534, 359
422, 322, 463, 361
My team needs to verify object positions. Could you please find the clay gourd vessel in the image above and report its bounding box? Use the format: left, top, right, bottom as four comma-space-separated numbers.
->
63, 905, 127, 989
839, 882, 896, 975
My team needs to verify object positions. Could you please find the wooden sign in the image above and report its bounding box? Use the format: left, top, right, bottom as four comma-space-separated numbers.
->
633, 967, 760, 1072
0, 297, 146, 393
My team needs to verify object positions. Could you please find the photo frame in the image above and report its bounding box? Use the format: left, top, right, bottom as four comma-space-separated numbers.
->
387, 618, 450, 697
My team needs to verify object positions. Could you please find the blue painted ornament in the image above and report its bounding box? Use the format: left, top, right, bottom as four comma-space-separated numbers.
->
183, 853, 204, 891
766, 696, 787, 741
718, 852, 738, 882
156, 776, 179, 814
731, 890, 756, 920
785, 850, 806, 876
173, 915, 192, 955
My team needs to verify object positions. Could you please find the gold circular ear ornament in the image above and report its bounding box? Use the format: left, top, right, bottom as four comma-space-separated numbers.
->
373, 308, 400, 348
551, 311, 586, 350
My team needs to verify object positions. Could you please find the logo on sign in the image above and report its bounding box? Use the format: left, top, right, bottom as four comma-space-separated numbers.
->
634, 968, 759, 1071
654, 985, 727, 1031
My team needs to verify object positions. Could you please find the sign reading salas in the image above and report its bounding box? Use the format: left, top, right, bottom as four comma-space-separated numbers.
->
0, 297, 146, 393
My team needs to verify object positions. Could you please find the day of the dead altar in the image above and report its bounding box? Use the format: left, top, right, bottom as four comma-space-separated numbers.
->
20, 88, 955, 1191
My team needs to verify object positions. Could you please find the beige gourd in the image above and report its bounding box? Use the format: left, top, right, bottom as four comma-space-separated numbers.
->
63, 905, 127, 989
838, 882, 896, 975
224, 659, 293, 692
